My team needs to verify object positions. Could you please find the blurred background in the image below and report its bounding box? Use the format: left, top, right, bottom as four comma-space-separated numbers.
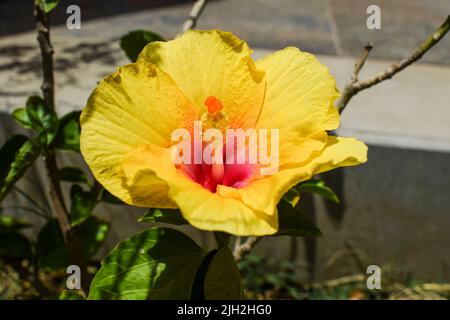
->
0, 0, 449, 299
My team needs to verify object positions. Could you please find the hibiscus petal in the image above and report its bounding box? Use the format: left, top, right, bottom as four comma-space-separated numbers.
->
219, 136, 368, 217
122, 145, 277, 236
138, 30, 265, 129
80, 61, 197, 206
256, 47, 340, 165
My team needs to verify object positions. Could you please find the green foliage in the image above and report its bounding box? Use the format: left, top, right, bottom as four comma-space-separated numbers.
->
12, 108, 33, 129
24, 96, 59, 145
69, 184, 97, 226
276, 199, 322, 237
72, 216, 110, 259
36, 216, 110, 271
88, 227, 206, 300
58, 167, 89, 184
203, 246, 242, 299
138, 208, 188, 225
54, 111, 81, 152
36, 219, 69, 271
0, 215, 31, 232
296, 178, 340, 203
120, 30, 165, 62
36, 0, 60, 13
0, 232, 32, 259
238, 254, 305, 298
0, 135, 41, 202
58, 290, 85, 300
0, 215, 32, 259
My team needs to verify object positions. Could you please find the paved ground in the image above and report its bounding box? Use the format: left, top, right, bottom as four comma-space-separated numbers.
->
1, 0, 450, 63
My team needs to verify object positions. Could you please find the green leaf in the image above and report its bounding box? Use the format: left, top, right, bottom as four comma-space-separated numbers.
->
58, 167, 89, 184
0, 135, 28, 183
54, 111, 81, 152
120, 30, 165, 62
0, 136, 41, 202
72, 216, 109, 259
0, 232, 32, 258
70, 184, 97, 227
36, 0, 60, 13
296, 178, 340, 203
25, 96, 59, 145
0, 215, 31, 233
36, 219, 69, 270
59, 290, 85, 300
88, 227, 206, 300
275, 199, 322, 237
101, 188, 125, 205
284, 188, 300, 207
204, 246, 242, 300
138, 208, 187, 225
12, 108, 33, 129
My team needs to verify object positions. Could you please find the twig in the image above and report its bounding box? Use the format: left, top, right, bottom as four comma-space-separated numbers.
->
300, 274, 365, 290
34, 4, 71, 243
350, 42, 373, 83
12, 186, 49, 215
233, 236, 261, 262
2, 205, 49, 219
178, 0, 209, 36
337, 15, 450, 113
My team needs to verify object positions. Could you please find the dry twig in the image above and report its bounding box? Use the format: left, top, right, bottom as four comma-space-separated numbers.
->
233, 237, 261, 262
178, 0, 209, 36
337, 15, 450, 113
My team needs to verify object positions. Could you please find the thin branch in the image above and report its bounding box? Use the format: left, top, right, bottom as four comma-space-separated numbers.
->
350, 42, 373, 83
337, 15, 450, 113
12, 186, 49, 215
35, 4, 71, 242
178, 0, 209, 36
2, 205, 49, 219
233, 236, 261, 262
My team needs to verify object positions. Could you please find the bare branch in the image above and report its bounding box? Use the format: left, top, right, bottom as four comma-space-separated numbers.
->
350, 42, 373, 83
35, 4, 70, 242
233, 236, 261, 262
337, 15, 450, 113
178, 0, 209, 36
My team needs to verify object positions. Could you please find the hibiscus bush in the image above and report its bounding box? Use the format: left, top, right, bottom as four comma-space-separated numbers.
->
1, 1, 447, 300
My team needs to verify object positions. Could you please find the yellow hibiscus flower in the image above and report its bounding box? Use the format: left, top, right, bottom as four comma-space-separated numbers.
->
80, 30, 367, 236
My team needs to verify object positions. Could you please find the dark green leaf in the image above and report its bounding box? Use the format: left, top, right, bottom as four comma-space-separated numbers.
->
36, 219, 69, 270
0, 136, 41, 202
88, 227, 206, 300
101, 188, 125, 205
296, 178, 340, 203
37, 0, 60, 13
25, 96, 59, 145
0, 135, 28, 183
138, 208, 187, 225
58, 167, 89, 184
120, 30, 165, 62
12, 108, 33, 129
59, 290, 85, 300
204, 246, 242, 300
0, 215, 31, 233
54, 111, 81, 152
0, 232, 32, 258
70, 184, 97, 227
275, 199, 322, 237
284, 187, 300, 207
190, 250, 217, 299
72, 216, 109, 259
